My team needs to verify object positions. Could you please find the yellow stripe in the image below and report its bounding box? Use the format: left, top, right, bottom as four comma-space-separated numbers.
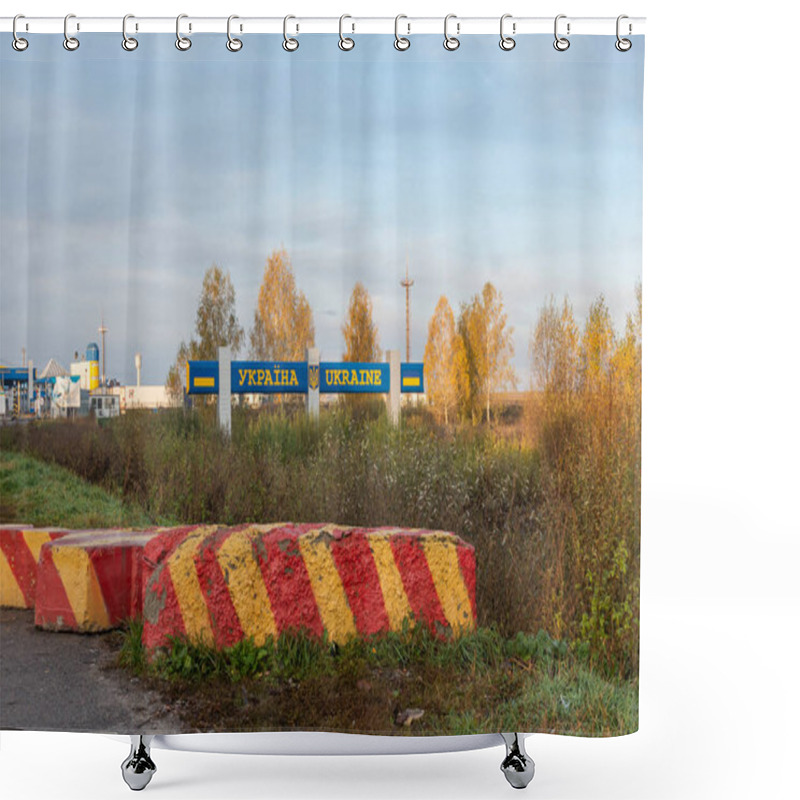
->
21, 530, 57, 564
50, 546, 111, 631
368, 533, 413, 631
50, 533, 154, 548
168, 531, 214, 644
185, 361, 190, 392
402, 377, 421, 387
0, 550, 26, 607
299, 534, 357, 644
421, 535, 474, 635
216, 533, 276, 646
194, 377, 215, 388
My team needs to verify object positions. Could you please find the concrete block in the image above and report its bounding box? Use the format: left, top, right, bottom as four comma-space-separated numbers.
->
142, 523, 476, 652
0, 526, 70, 608
34, 530, 159, 632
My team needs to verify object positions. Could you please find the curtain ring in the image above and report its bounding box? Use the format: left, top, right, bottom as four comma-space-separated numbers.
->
63, 13, 79, 51
615, 15, 632, 51
443, 14, 460, 51
176, 14, 192, 51
227, 15, 243, 51
499, 14, 515, 51
283, 15, 299, 51
553, 14, 570, 51
339, 14, 355, 51
12, 15, 28, 51
122, 14, 138, 51
394, 14, 410, 51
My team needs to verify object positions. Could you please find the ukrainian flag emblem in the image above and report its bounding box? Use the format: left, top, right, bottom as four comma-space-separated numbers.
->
308, 365, 320, 391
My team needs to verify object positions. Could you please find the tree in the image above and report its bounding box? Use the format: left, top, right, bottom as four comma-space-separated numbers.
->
342, 282, 381, 362
610, 283, 642, 437
580, 295, 616, 394
458, 282, 515, 423
423, 296, 468, 424
193, 265, 244, 360
530, 296, 580, 395
166, 340, 194, 400
165, 265, 243, 397
250, 248, 315, 361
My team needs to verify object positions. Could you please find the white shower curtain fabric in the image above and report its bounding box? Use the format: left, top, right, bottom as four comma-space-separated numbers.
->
0, 31, 644, 737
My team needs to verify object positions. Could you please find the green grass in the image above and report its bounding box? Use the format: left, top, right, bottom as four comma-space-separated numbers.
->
0, 449, 167, 528
117, 621, 638, 737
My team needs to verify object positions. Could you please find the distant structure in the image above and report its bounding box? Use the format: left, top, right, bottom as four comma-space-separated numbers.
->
400, 256, 414, 363
135, 353, 142, 387
71, 343, 100, 391
98, 317, 108, 389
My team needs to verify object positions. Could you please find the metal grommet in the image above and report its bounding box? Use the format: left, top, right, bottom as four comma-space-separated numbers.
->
63, 13, 79, 51
283, 15, 299, 51
12, 14, 28, 51
339, 14, 354, 51
175, 14, 192, 51
499, 14, 515, 51
553, 14, 570, 51
226, 15, 243, 51
122, 14, 138, 51
615, 15, 632, 51
443, 14, 460, 51
394, 14, 410, 51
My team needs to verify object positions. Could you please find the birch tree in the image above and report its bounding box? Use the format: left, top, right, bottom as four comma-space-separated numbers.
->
250, 248, 315, 361
423, 296, 468, 424
458, 282, 515, 423
342, 282, 381, 362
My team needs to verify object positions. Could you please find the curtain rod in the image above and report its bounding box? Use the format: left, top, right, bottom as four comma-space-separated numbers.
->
1, 16, 645, 36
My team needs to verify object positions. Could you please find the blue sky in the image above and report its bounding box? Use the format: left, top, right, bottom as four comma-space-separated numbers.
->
0, 33, 643, 386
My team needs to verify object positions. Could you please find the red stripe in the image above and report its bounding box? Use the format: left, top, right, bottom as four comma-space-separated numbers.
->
195, 529, 244, 648
256, 530, 323, 637
142, 525, 204, 568
0, 531, 39, 607
34, 546, 78, 629
457, 545, 478, 622
330, 533, 390, 636
88, 545, 138, 625
389, 534, 449, 633
131, 544, 145, 620
142, 564, 186, 650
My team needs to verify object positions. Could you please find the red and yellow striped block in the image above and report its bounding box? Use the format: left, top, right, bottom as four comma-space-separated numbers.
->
0, 526, 70, 608
33, 527, 207, 632
142, 524, 477, 651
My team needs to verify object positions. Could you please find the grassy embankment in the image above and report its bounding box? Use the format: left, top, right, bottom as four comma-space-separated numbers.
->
0, 449, 168, 528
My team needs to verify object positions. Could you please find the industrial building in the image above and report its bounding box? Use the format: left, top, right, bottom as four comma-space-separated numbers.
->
1, 343, 177, 420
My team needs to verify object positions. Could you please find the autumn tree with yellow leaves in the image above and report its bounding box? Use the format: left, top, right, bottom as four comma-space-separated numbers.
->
457, 282, 516, 423
342, 282, 381, 363
530, 296, 580, 396
423, 296, 468, 424
529, 285, 642, 676
166, 264, 244, 398
250, 249, 315, 361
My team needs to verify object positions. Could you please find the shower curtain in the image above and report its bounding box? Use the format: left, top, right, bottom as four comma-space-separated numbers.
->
0, 28, 644, 739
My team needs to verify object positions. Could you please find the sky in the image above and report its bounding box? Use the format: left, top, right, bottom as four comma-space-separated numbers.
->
0, 33, 643, 386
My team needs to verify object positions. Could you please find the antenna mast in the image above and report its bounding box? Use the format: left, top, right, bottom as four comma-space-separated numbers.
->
98, 316, 108, 389
400, 254, 414, 363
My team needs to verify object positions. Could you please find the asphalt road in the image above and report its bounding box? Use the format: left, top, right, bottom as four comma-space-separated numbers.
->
0, 608, 183, 733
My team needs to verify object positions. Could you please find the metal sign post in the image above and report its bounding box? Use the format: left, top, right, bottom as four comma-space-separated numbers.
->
217, 346, 232, 437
